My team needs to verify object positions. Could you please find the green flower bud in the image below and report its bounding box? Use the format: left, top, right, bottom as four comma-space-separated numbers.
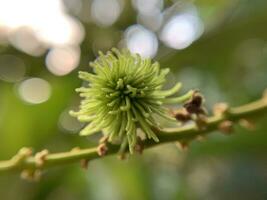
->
70, 49, 193, 154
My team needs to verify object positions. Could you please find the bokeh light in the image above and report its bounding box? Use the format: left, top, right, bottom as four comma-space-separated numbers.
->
132, 0, 163, 15
133, 0, 163, 31
35, 15, 84, 47
125, 24, 158, 58
8, 27, 46, 56
0, 0, 84, 53
17, 78, 51, 104
91, 0, 123, 27
160, 11, 204, 50
46, 46, 80, 76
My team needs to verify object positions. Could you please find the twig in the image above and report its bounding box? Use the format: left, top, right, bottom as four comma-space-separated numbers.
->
0, 94, 267, 174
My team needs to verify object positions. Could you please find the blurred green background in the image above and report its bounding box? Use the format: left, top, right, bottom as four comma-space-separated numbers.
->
0, 0, 267, 199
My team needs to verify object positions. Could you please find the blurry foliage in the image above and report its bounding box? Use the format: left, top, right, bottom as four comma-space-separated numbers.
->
0, 0, 267, 199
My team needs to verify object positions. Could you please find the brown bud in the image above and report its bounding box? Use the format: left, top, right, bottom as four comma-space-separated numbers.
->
18, 147, 33, 157
213, 103, 229, 116
134, 144, 143, 154
195, 114, 208, 130
21, 169, 34, 180
117, 153, 127, 160
175, 141, 189, 151
21, 169, 42, 182
190, 94, 203, 107
14, 147, 33, 164
174, 108, 191, 123
35, 149, 49, 167
219, 120, 234, 134
239, 119, 255, 131
80, 159, 89, 169
184, 103, 198, 114
184, 92, 206, 115
97, 143, 108, 156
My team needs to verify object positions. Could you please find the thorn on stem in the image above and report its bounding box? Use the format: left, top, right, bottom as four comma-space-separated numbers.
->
35, 149, 49, 167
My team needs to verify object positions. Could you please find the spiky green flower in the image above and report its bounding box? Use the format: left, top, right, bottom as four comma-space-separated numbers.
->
70, 49, 193, 153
